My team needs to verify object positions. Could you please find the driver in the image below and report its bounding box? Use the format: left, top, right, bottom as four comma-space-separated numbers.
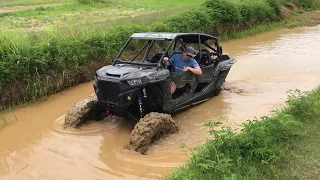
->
163, 46, 202, 94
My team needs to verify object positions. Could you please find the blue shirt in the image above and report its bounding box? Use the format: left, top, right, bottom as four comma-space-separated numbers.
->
169, 54, 199, 73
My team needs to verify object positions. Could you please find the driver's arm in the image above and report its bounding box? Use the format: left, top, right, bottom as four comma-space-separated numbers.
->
185, 66, 202, 76
185, 60, 202, 75
163, 55, 175, 67
163, 57, 171, 67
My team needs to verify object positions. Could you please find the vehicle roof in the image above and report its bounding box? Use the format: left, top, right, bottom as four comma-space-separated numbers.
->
131, 32, 217, 42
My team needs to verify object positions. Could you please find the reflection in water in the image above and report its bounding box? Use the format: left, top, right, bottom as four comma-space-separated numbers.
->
1, 25, 320, 179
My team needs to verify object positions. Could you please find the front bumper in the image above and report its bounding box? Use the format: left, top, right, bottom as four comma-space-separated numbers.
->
93, 80, 140, 117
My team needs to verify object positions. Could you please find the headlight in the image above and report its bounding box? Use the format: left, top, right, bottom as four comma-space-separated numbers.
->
127, 79, 142, 86
95, 73, 101, 81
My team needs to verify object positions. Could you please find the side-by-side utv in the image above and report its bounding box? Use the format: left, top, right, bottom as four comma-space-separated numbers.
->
64, 32, 236, 154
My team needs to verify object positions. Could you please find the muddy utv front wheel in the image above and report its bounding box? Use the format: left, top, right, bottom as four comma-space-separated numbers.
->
64, 96, 106, 128
129, 112, 179, 154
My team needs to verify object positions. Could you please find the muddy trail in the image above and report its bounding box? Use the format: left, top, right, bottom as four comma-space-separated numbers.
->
1, 25, 320, 180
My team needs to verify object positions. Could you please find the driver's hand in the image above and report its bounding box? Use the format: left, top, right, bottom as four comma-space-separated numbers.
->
211, 55, 217, 60
183, 67, 190, 72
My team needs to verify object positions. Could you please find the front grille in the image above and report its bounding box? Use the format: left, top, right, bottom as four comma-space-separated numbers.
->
98, 81, 122, 102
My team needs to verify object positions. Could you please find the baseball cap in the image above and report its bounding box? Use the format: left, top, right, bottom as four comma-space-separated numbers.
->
184, 46, 197, 58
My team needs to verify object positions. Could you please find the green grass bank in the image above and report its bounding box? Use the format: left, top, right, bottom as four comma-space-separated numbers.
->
0, 0, 205, 32
166, 87, 320, 179
1, 0, 320, 110
0, 0, 65, 8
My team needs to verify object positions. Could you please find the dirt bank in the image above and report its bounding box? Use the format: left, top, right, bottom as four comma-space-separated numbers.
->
0, 60, 109, 111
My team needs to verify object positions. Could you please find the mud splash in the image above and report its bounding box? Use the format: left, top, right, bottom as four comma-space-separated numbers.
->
222, 82, 246, 94
1, 25, 320, 180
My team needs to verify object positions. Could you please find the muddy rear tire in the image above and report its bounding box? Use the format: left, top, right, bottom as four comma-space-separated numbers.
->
64, 96, 102, 128
129, 112, 179, 154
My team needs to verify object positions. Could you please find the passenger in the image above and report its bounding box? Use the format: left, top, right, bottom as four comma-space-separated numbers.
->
163, 46, 202, 94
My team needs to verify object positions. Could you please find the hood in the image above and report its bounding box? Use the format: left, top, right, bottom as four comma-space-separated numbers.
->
96, 63, 169, 81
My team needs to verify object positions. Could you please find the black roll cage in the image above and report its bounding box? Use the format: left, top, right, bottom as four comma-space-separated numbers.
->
113, 33, 222, 69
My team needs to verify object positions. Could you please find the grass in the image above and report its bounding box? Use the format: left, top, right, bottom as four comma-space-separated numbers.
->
0, 107, 18, 126
1, 117, 8, 125
167, 88, 320, 179
285, 10, 320, 27
0, 0, 68, 8
0, 0, 205, 32
219, 10, 320, 41
278, 118, 320, 179
219, 21, 286, 41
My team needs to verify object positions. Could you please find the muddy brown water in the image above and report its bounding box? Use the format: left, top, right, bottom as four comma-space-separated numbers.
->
1, 25, 320, 179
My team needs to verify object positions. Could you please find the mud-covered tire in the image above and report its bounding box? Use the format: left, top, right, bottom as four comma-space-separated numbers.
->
129, 112, 179, 154
213, 69, 230, 96
64, 96, 98, 128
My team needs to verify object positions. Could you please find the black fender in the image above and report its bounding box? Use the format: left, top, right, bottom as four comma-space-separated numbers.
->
213, 58, 236, 78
